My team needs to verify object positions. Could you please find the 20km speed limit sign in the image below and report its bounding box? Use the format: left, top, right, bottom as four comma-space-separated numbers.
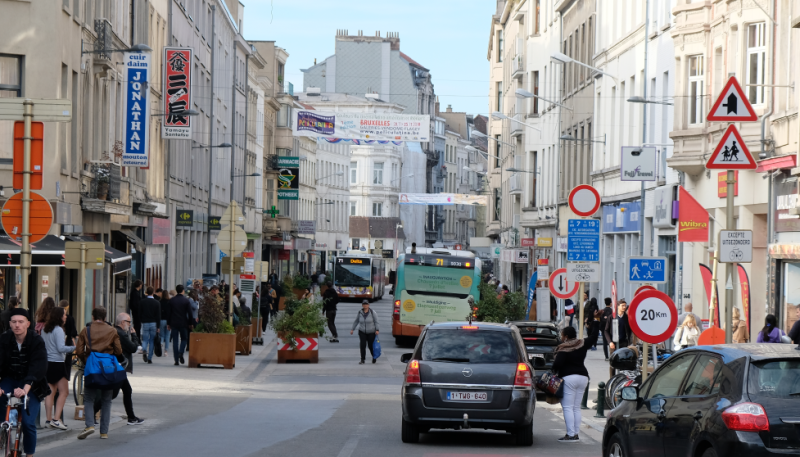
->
628, 290, 678, 344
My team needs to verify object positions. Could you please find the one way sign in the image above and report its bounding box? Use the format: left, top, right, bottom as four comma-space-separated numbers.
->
549, 268, 580, 299
707, 77, 757, 122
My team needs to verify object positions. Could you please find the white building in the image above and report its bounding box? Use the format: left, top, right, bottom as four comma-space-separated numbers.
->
313, 137, 351, 272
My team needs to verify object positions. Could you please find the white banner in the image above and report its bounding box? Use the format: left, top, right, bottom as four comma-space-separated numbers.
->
399, 193, 488, 206
292, 110, 430, 142
122, 51, 151, 166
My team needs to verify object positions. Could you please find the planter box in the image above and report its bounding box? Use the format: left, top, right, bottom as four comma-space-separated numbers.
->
236, 325, 253, 355
291, 288, 305, 299
276, 332, 319, 363
278, 296, 286, 310
251, 317, 263, 344
188, 332, 236, 369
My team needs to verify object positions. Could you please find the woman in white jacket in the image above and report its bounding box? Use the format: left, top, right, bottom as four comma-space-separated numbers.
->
673, 314, 700, 350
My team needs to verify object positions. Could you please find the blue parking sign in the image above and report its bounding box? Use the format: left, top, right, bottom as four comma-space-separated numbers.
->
628, 257, 667, 283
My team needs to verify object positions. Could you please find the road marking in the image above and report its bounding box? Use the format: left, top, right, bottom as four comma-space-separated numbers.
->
336, 424, 364, 457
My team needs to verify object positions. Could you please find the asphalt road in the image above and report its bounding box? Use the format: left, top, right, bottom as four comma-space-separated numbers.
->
36, 296, 604, 457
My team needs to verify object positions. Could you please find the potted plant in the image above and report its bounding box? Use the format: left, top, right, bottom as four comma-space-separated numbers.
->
96, 166, 110, 200
291, 273, 311, 299
271, 297, 326, 363
235, 309, 253, 355
188, 295, 236, 369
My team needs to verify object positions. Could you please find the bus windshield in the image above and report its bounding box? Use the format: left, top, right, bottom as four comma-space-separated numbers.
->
334, 260, 371, 287
404, 264, 473, 297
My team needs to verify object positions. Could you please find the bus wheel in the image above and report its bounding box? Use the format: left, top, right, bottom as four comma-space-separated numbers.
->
395, 336, 403, 346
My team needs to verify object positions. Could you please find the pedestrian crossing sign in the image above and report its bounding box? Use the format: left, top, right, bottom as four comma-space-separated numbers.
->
707, 76, 758, 122
705, 125, 757, 170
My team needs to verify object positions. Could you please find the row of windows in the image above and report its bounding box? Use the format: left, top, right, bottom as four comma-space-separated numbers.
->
349, 160, 401, 186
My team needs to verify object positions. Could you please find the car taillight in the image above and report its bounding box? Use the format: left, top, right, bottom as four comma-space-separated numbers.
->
514, 363, 532, 388
461, 325, 479, 330
722, 402, 770, 432
406, 360, 421, 384
523, 337, 538, 341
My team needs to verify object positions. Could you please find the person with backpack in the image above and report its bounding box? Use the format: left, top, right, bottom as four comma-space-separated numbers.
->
74, 307, 122, 440
350, 300, 379, 364
322, 281, 340, 342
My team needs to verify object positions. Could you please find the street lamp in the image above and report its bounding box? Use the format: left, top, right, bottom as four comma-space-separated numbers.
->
315, 171, 344, 184
192, 142, 232, 149
551, 51, 619, 85
505, 167, 539, 174
231, 172, 261, 178
515, 88, 573, 111
627, 96, 674, 106
390, 173, 414, 184
81, 43, 153, 55
491, 111, 542, 132
560, 134, 607, 145
315, 201, 335, 205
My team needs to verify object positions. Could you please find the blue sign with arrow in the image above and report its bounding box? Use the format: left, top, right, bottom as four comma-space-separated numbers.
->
628, 256, 668, 283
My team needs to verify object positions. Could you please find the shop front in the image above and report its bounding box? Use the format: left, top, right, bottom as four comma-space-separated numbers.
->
768, 174, 800, 336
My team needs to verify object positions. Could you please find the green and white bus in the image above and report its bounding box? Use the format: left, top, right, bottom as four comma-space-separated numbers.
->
391, 247, 482, 344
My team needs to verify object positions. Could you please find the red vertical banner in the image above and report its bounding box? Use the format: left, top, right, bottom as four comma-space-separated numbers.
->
611, 279, 617, 318
737, 264, 751, 336
678, 186, 709, 242
162, 47, 193, 139
698, 264, 721, 327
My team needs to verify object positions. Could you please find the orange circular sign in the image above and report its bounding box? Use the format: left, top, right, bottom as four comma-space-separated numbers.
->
1, 192, 53, 243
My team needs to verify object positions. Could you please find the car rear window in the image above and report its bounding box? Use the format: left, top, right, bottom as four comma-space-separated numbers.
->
518, 326, 558, 337
420, 329, 519, 363
748, 360, 800, 399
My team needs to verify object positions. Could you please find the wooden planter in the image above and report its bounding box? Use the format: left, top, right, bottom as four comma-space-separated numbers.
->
251, 317, 263, 345
188, 332, 235, 369
276, 332, 319, 363
278, 296, 286, 310
291, 288, 305, 299
236, 324, 253, 355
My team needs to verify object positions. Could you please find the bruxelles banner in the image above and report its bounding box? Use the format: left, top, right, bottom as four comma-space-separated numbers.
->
162, 47, 193, 139
678, 185, 709, 242
398, 193, 488, 206
291, 110, 430, 142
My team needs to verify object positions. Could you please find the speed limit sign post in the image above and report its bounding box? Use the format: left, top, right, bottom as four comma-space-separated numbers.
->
628, 290, 678, 381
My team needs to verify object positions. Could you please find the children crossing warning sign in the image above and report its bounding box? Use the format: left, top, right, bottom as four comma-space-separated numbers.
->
707, 77, 757, 122
705, 125, 757, 170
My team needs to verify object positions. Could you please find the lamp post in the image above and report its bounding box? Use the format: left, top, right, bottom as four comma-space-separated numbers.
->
468, 133, 510, 240
515, 89, 573, 111
491, 111, 542, 133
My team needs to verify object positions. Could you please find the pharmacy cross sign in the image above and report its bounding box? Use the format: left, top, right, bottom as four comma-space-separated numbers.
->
266, 206, 280, 218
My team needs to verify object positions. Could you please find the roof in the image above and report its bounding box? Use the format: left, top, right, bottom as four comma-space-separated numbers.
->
681, 344, 800, 362
349, 217, 405, 239
428, 322, 513, 331
400, 51, 428, 71
297, 102, 315, 110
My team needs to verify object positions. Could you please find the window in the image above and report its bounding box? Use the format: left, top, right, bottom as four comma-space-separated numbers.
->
493, 188, 501, 221
747, 22, 766, 105
532, 71, 539, 114
0, 55, 22, 160
688, 56, 704, 125
352, 238, 360, 250
350, 201, 356, 216
373, 162, 383, 184
645, 355, 696, 399
534, 0, 540, 34
496, 82, 503, 112
495, 135, 501, 167
277, 104, 290, 127
497, 30, 503, 62
681, 355, 723, 396
350, 161, 357, 184
372, 202, 382, 216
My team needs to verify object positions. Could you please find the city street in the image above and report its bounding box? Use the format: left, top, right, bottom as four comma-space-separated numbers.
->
36, 297, 607, 457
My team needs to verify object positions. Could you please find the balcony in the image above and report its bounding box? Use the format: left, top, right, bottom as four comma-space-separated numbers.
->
509, 172, 522, 195
510, 113, 524, 137
512, 54, 523, 80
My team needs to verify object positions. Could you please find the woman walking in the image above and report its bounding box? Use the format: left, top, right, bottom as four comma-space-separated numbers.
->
160, 289, 172, 357
551, 324, 599, 443
673, 314, 700, 349
350, 300, 379, 364
35, 297, 57, 335
757, 314, 785, 343
42, 307, 75, 430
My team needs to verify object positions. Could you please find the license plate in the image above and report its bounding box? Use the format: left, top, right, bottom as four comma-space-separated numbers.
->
446, 391, 487, 401
528, 353, 544, 359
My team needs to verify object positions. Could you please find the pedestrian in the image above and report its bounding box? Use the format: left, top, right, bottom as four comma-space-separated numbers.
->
731, 308, 749, 343
583, 297, 599, 350
159, 289, 172, 357
675, 303, 702, 335
260, 284, 273, 328
129, 280, 143, 337
599, 298, 613, 361
756, 314, 786, 343
42, 307, 74, 430
565, 298, 576, 329
551, 323, 599, 443
269, 270, 279, 290
187, 290, 200, 323
350, 300, 379, 364
74, 307, 122, 440
301, 287, 313, 302
112, 313, 144, 425
605, 300, 631, 353
322, 281, 339, 342
168, 285, 194, 366
138, 287, 161, 364
35, 297, 57, 335
0, 296, 18, 332
673, 314, 700, 349
550, 295, 557, 322
59, 300, 78, 388
0, 308, 49, 456
318, 270, 326, 285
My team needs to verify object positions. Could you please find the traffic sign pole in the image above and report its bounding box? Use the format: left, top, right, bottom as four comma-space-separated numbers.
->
578, 282, 585, 339
725, 171, 734, 344
79, 244, 86, 330
20, 100, 32, 310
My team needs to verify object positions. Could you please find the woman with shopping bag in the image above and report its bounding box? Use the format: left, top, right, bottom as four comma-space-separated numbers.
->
550, 323, 599, 443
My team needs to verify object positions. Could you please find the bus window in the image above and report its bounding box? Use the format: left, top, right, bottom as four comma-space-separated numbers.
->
335, 262, 371, 287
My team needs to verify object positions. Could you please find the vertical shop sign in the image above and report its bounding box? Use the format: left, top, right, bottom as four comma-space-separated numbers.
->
122, 51, 151, 166
162, 47, 193, 139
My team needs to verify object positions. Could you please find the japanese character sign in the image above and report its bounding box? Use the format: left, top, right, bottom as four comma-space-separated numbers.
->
162, 47, 193, 139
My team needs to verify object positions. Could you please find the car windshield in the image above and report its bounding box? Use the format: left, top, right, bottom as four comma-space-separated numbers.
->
518, 326, 558, 337
748, 359, 800, 399
420, 329, 519, 363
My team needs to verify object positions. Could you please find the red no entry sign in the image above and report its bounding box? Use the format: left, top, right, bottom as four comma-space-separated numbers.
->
628, 290, 678, 344
568, 185, 601, 217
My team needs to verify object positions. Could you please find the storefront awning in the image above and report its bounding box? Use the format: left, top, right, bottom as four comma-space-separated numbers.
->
67, 236, 132, 274
0, 234, 66, 267
118, 228, 145, 253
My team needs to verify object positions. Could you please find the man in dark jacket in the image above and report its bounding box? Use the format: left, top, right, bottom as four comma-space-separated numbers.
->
168, 285, 194, 365
138, 287, 161, 363
599, 298, 614, 360
0, 309, 47, 456
604, 300, 632, 353
583, 297, 599, 351
322, 281, 340, 342
113, 313, 144, 425
129, 280, 143, 337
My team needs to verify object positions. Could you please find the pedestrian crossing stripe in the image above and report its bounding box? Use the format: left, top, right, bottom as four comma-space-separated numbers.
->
707, 76, 758, 122
705, 124, 757, 170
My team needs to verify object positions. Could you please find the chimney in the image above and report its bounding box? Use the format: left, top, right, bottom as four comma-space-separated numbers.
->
446, 105, 453, 113
435, 97, 440, 116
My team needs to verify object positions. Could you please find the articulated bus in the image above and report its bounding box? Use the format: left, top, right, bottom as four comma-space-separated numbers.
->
392, 247, 482, 345
332, 253, 386, 301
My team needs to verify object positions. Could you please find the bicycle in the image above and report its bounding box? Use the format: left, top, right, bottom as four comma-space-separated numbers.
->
71, 355, 84, 406
0, 392, 27, 457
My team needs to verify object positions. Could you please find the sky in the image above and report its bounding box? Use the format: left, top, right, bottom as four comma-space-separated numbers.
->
244, 0, 496, 116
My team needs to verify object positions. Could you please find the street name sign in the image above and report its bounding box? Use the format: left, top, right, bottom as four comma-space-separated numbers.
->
549, 268, 579, 299
568, 184, 601, 217
628, 256, 668, 283
65, 242, 105, 270
628, 289, 678, 344
707, 77, 758, 122
567, 219, 600, 262
567, 262, 599, 282
0, 98, 72, 122
719, 230, 753, 263
705, 125, 757, 170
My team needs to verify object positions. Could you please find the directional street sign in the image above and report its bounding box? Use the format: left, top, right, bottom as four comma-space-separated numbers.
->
549, 268, 580, 299
567, 262, 599, 282
628, 256, 668, 283
719, 230, 753, 263
705, 125, 757, 170
568, 185, 601, 217
628, 289, 678, 344
567, 219, 600, 262
221, 201, 245, 225
707, 77, 758, 122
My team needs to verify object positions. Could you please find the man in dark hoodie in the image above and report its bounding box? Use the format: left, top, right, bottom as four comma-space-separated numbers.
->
138, 287, 161, 363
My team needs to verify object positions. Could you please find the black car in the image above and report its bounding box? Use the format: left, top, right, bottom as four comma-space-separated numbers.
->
511, 320, 560, 391
603, 344, 800, 457
400, 322, 536, 445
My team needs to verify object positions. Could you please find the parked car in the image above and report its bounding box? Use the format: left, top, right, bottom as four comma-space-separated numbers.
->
510, 320, 560, 393
602, 344, 800, 456
400, 322, 536, 445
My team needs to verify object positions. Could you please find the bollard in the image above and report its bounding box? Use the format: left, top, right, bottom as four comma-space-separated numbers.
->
594, 382, 606, 418
580, 381, 590, 410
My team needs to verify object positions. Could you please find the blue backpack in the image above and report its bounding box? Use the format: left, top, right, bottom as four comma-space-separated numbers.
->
83, 325, 127, 390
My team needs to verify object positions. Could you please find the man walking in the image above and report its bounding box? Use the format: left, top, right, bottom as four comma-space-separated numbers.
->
599, 298, 614, 361
168, 285, 194, 366
606, 300, 631, 352
138, 287, 161, 364
322, 281, 339, 342
113, 313, 144, 425
129, 280, 143, 337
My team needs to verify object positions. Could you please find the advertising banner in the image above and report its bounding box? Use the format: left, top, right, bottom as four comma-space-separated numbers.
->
277, 158, 299, 200
297, 220, 316, 234
698, 263, 721, 327
717, 171, 739, 197
162, 47, 192, 139
737, 263, 751, 338
678, 186, 709, 242
292, 110, 430, 142
398, 193, 488, 206
122, 51, 151, 166
399, 291, 470, 325
526, 271, 538, 318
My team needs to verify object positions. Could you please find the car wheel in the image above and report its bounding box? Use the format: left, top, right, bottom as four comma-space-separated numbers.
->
401, 418, 419, 443
701, 447, 717, 457
515, 422, 533, 446
607, 433, 628, 457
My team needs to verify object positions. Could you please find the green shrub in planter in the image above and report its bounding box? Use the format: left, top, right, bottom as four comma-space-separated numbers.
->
270, 299, 326, 349
292, 274, 311, 291
475, 281, 526, 323
194, 295, 236, 334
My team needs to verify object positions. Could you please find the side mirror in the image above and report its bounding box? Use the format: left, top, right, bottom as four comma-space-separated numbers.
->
621, 386, 639, 401
400, 353, 413, 363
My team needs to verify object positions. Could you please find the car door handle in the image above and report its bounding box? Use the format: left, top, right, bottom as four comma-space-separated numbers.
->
693, 411, 703, 421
